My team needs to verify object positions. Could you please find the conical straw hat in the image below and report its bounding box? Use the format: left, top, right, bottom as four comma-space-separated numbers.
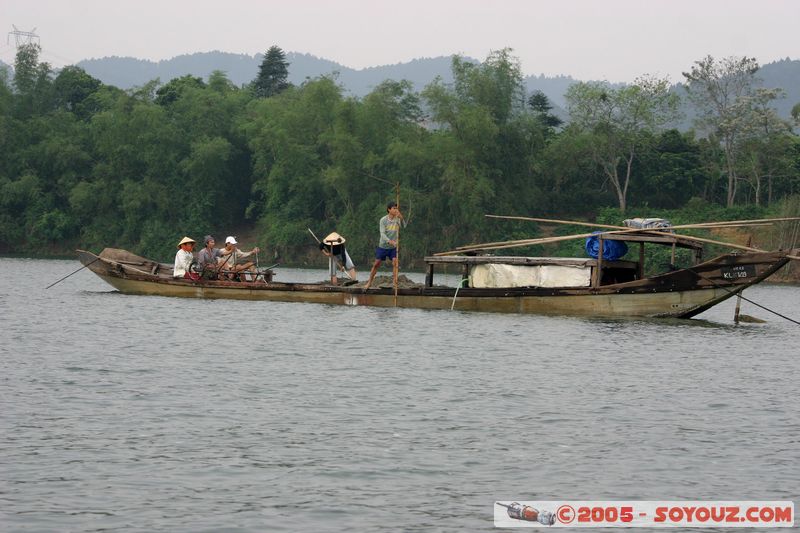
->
177, 236, 196, 248
323, 232, 345, 244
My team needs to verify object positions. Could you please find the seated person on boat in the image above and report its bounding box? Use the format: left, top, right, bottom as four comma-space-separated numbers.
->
174, 236, 200, 281
197, 235, 226, 279
220, 236, 260, 281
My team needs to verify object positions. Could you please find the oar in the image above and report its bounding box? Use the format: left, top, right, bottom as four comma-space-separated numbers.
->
45, 257, 100, 289
214, 249, 233, 278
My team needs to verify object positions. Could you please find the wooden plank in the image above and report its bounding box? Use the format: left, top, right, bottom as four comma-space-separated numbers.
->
425, 255, 596, 266
424, 255, 640, 269
592, 238, 604, 288
603, 233, 703, 249
638, 243, 645, 280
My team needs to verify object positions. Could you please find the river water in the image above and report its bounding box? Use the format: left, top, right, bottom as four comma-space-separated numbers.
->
1, 258, 798, 532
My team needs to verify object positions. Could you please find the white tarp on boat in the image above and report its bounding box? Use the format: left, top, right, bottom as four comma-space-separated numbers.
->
469, 263, 592, 288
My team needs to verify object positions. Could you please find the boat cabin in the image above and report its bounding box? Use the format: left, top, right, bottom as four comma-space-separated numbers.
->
424, 232, 705, 289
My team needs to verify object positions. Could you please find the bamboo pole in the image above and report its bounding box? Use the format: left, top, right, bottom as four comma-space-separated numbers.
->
436, 227, 767, 256
436, 214, 800, 257
486, 214, 800, 228
393, 183, 400, 307
452, 222, 772, 252
485, 214, 622, 230
45, 257, 100, 289
435, 233, 598, 255
443, 215, 788, 255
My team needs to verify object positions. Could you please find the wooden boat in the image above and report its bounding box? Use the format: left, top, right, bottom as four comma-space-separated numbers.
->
76, 223, 796, 318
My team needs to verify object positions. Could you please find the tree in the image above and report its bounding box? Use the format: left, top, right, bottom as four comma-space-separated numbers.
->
244, 76, 342, 249
565, 75, 680, 211
528, 90, 563, 134
734, 88, 793, 206
632, 129, 707, 209
421, 49, 555, 245
52, 66, 102, 118
12, 43, 53, 118
682, 55, 762, 207
154, 74, 206, 106
253, 46, 291, 98
792, 102, 800, 124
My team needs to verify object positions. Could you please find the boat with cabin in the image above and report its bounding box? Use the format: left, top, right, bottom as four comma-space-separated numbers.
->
75, 217, 798, 319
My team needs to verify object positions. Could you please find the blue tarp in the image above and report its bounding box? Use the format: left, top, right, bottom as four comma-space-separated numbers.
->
585, 232, 629, 260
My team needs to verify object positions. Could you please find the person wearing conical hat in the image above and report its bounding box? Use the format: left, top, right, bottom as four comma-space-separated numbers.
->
319, 231, 357, 285
173, 236, 200, 280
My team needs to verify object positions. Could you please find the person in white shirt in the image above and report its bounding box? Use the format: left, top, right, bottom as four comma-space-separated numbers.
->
173, 236, 199, 280
219, 236, 260, 281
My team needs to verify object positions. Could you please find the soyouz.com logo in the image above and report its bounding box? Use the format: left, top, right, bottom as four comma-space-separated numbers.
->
494, 501, 794, 528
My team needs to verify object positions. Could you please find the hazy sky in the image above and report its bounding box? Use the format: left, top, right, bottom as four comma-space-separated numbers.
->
2, 0, 798, 82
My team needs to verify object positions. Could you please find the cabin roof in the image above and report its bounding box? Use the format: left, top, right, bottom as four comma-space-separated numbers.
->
424, 255, 638, 269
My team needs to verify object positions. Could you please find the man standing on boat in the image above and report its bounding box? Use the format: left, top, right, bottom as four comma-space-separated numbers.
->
173, 236, 200, 280
365, 201, 406, 289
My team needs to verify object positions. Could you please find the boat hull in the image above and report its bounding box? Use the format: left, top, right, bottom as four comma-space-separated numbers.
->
78, 248, 792, 318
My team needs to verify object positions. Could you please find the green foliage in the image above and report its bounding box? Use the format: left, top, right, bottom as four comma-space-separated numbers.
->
528, 90, 563, 133
565, 75, 680, 211
155, 74, 206, 106
0, 49, 799, 266
252, 46, 291, 98
52, 66, 102, 118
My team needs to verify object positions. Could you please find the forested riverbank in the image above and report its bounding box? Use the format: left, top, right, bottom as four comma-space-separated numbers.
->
1, 45, 799, 270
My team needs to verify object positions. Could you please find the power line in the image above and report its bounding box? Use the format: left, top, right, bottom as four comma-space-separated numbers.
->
3, 26, 77, 68
7, 25, 40, 48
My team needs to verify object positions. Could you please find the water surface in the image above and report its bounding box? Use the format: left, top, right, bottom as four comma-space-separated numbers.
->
2, 258, 798, 531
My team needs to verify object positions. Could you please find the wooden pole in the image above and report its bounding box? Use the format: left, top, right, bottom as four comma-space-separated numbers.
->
593, 237, 604, 288
485, 214, 800, 229
45, 257, 100, 289
734, 236, 755, 323
435, 232, 597, 255
393, 182, 400, 307
453, 224, 773, 254
438, 225, 769, 256
485, 214, 622, 230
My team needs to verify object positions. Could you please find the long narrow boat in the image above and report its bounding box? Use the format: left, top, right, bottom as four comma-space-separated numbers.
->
76, 227, 796, 318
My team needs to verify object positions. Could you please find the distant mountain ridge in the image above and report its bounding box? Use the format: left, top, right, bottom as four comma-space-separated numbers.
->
2, 51, 798, 123
74, 51, 585, 108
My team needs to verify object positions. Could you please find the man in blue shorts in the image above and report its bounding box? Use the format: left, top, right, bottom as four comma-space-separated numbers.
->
365, 201, 407, 289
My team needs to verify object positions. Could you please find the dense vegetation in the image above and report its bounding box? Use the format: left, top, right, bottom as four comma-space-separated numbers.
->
1, 45, 799, 267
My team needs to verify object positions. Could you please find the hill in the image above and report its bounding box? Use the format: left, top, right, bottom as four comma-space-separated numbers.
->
75, 51, 580, 112
3, 51, 798, 124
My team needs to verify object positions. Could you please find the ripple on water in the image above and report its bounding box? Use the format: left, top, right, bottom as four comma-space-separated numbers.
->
2, 259, 799, 531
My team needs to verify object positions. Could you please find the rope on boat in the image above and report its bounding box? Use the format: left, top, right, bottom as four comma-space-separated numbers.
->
686, 267, 800, 326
